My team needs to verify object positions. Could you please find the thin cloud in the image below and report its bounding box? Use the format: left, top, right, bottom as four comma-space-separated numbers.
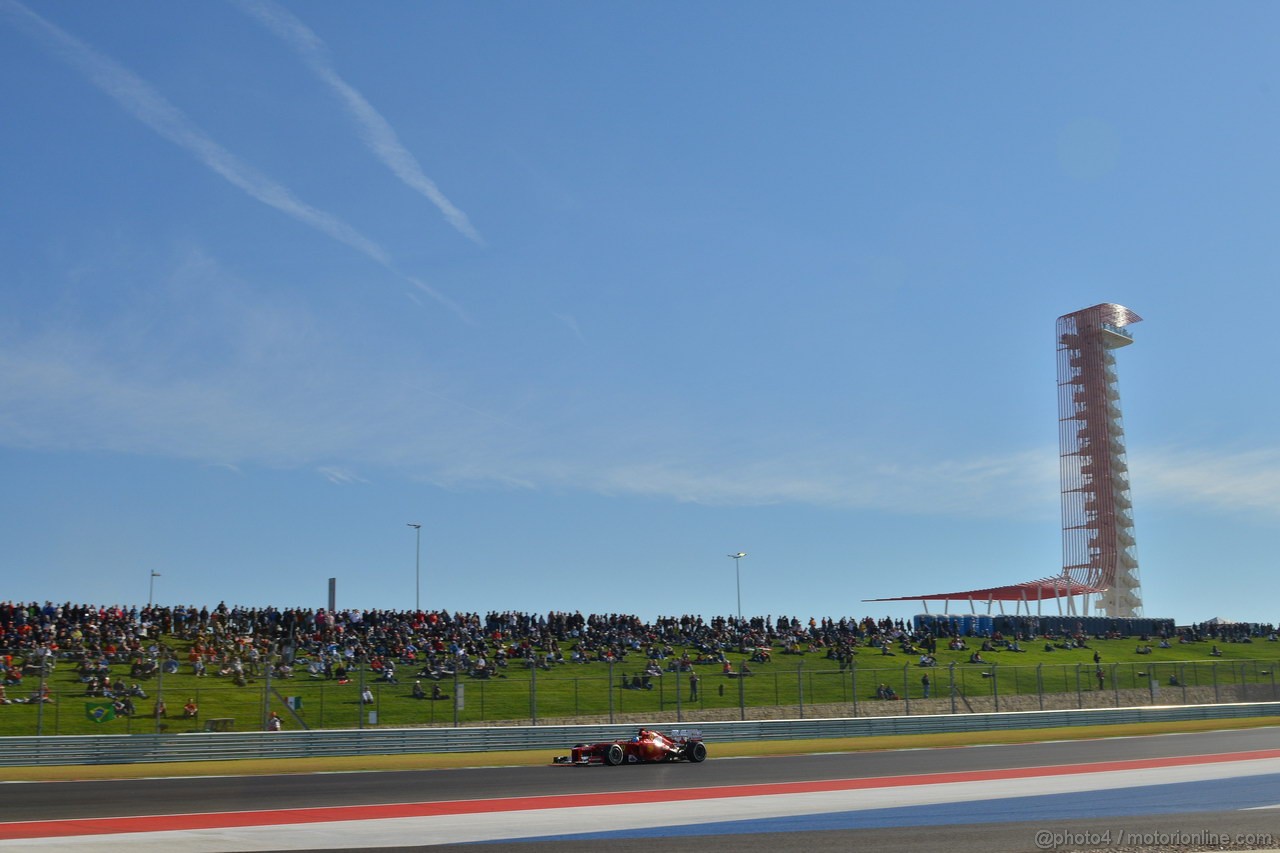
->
2, 0, 464, 317
232, 0, 484, 245
553, 312, 587, 344
317, 466, 367, 485
1136, 446, 1280, 519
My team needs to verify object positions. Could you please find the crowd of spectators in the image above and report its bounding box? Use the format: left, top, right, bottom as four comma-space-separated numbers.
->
0, 601, 1276, 697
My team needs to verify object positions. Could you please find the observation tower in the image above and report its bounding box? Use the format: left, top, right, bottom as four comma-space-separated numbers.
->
1057, 303, 1143, 617
867, 303, 1145, 619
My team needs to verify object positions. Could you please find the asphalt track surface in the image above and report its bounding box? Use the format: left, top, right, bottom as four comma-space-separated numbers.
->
3, 727, 1279, 851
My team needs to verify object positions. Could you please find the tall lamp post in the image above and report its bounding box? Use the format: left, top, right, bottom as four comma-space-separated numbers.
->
407, 523, 422, 611
148, 570, 161, 607
727, 552, 746, 624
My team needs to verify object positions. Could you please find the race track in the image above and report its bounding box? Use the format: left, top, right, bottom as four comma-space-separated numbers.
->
2, 727, 1278, 851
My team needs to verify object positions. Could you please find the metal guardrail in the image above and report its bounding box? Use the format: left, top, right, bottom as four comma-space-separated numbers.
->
2, 701, 1277, 767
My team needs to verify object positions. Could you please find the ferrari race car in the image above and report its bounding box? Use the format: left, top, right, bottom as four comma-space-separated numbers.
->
554, 728, 706, 765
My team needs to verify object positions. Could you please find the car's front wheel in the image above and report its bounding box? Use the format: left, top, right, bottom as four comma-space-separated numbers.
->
604, 743, 625, 766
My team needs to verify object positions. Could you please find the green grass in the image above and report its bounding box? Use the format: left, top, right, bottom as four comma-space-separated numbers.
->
3, 636, 1277, 737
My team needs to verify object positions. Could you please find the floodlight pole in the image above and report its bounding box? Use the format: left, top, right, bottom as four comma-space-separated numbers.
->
728, 552, 746, 625
149, 571, 161, 608
407, 524, 422, 611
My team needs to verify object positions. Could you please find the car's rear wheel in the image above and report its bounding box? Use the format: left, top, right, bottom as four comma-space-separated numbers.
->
604, 743, 625, 766
685, 741, 707, 763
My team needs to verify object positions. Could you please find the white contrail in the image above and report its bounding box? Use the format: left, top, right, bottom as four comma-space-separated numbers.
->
232, 0, 484, 245
2, 0, 465, 317
1, 0, 392, 267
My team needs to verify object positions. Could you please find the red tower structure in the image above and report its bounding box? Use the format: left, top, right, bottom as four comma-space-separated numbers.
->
1056, 303, 1142, 616
867, 303, 1144, 617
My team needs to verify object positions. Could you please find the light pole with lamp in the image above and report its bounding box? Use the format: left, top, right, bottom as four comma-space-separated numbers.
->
727, 552, 746, 624
727, 551, 748, 720
407, 524, 422, 611
148, 570, 162, 607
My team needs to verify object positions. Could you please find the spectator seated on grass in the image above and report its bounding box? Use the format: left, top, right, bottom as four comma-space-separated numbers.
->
875, 683, 898, 700
412, 681, 426, 699
183, 698, 198, 718
968, 651, 986, 664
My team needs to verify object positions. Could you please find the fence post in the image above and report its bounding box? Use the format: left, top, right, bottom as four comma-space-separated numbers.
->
262, 654, 272, 732
1272, 662, 1277, 701
154, 655, 164, 735
530, 661, 537, 726
1212, 661, 1219, 703
903, 664, 910, 716
1075, 663, 1082, 708
36, 667, 46, 737
1111, 662, 1119, 707
452, 666, 459, 727
1179, 663, 1187, 705
675, 671, 681, 723
796, 661, 803, 720
608, 659, 615, 724
358, 661, 366, 729
948, 662, 956, 714
851, 663, 858, 718
1036, 663, 1044, 711
991, 662, 998, 712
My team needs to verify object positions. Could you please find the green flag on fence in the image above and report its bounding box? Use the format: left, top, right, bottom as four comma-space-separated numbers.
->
85, 701, 115, 723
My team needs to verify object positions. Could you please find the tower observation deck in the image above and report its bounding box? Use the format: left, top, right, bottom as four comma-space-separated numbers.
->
867, 303, 1145, 618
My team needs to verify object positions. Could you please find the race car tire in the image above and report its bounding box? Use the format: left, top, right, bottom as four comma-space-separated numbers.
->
604, 743, 625, 766
685, 741, 707, 763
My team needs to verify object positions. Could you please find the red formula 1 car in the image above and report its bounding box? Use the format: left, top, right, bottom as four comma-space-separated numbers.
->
554, 728, 707, 766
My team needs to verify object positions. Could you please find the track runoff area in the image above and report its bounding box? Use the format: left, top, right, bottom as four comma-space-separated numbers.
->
2, 726, 1279, 851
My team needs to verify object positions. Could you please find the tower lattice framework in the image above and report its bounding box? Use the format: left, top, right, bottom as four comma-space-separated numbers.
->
1056, 303, 1143, 617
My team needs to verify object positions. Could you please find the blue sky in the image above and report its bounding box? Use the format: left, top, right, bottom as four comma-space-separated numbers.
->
2, 2, 1277, 625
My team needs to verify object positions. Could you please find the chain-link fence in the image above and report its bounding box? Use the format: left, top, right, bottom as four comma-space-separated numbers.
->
3, 657, 1277, 736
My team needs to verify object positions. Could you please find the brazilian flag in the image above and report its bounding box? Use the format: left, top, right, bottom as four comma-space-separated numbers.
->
85, 701, 115, 723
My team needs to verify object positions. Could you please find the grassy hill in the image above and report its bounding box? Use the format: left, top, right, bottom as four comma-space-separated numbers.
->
2, 633, 1276, 737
